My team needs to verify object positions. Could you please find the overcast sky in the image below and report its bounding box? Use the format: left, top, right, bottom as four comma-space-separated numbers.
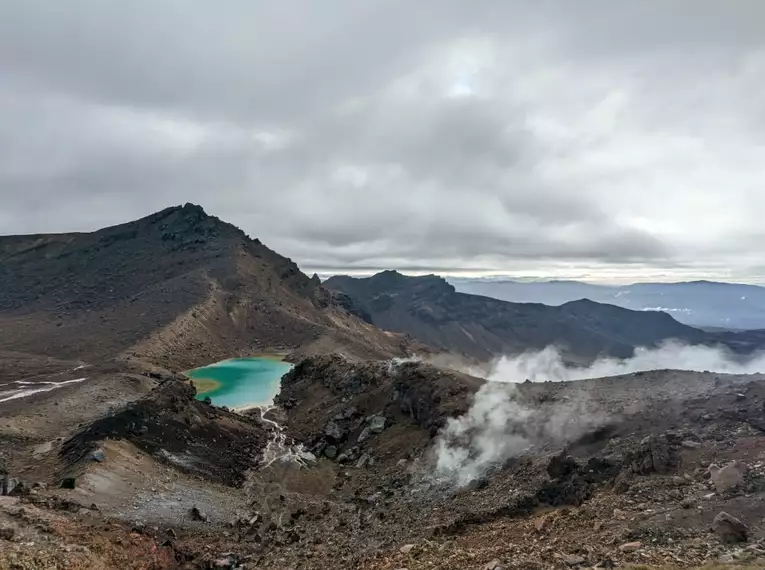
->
2, 1, 764, 283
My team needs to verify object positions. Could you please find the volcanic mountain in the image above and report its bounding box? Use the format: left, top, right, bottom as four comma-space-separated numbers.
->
324, 270, 764, 361
0, 204, 405, 370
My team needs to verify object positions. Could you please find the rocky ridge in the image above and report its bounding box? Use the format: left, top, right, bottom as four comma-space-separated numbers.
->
0, 204, 407, 371
325, 271, 765, 361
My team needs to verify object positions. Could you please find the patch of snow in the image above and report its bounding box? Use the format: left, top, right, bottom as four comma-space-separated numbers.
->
0, 377, 87, 404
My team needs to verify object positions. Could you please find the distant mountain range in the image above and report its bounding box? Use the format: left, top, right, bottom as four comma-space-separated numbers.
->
446, 278, 765, 331
324, 271, 765, 362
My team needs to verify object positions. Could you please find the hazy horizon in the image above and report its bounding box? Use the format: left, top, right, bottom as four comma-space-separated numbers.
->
316, 269, 765, 287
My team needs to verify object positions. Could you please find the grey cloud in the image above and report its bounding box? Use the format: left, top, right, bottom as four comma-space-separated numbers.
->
0, 1, 763, 280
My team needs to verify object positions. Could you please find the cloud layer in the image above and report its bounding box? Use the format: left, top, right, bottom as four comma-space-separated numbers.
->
2, 1, 765, 280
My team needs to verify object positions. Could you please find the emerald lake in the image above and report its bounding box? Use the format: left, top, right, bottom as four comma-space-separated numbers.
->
189, 357, 292, 409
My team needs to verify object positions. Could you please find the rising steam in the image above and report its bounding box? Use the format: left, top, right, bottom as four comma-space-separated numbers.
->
432, 341, 765, 487
479, 342, 765, 383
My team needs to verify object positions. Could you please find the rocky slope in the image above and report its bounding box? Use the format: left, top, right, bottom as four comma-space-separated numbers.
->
325, 271, 764, 361
232, 359, 765, 569
4, 355, 765, 568
0, 204, 407, 370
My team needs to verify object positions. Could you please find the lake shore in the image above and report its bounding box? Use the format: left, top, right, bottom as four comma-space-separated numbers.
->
232, 401, 273, 413
190, 377, 222, 395
187, 357, 292, 409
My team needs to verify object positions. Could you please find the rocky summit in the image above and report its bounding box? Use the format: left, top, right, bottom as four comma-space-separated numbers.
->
3, 207, 765, 569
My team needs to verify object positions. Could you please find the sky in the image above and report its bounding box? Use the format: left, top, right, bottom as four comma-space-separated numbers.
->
1, 1, 765, 284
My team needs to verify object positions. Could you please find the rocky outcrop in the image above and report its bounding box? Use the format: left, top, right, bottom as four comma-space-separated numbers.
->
277, 354, 483, 464
59, 376, 270, 486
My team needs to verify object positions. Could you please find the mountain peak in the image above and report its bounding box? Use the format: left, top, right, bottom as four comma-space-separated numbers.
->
132, 203, 252, 247
147, 203, 211, 226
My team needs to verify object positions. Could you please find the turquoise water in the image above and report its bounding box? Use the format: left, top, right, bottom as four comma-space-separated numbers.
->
189, 357, 292, 409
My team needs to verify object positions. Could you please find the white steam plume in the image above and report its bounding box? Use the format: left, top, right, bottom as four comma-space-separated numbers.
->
433, 342, 765, 487
478, 342, 765, 384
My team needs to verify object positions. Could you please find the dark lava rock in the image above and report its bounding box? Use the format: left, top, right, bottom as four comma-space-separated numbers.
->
713, 511, 749, 543
629, 435, 676, 475
324, 420, 346, 442
357, 428, 372, 444
0, 526, 15, 541
547, 453, 579, 479
324, 445, 338, 460
190, 506, 209, 522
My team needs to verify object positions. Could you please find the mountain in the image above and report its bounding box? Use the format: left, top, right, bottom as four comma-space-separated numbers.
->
0, 204, 406, 370
324, 271, 762, 361
449, 278, 765, 330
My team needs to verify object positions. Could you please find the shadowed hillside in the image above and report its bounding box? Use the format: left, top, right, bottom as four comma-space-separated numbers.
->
324, 271, 763, 361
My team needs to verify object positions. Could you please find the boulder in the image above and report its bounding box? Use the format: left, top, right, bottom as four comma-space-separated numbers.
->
533, 515, 550, 533
324, 421, 346, 442
357, 428, 371, 444
297, 450, 317, 463
190, 506, 209, 522
324, 445, 338, 460
713, 511, 748, 543
563, 554, 586, 566
368, 415, 387, 434
631, 435, 674, 474
0, 526, 15, 541
619, 542, 641, 553
709, 460, 748, 493
356, 454, 371, 469
337, 446, 360, 464
334, 407, 357, 421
